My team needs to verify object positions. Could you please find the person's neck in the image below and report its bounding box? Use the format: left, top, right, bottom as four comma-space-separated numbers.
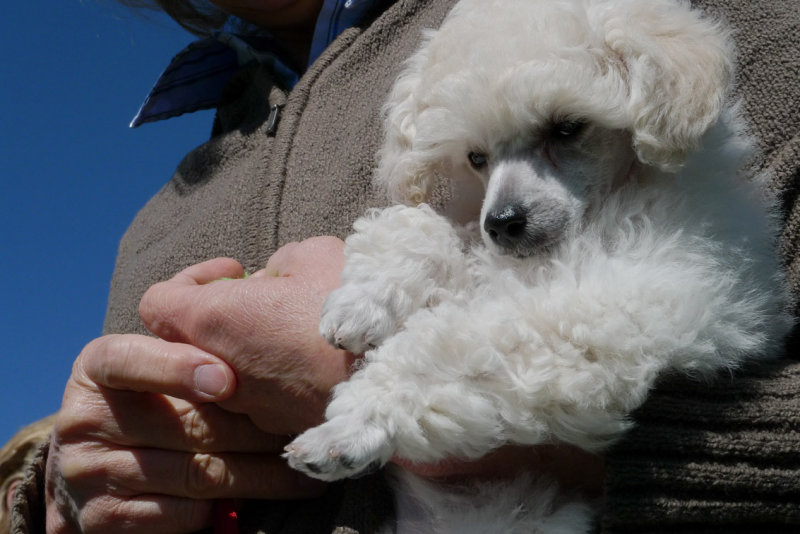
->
270, 24, 315, 66
222, 0, 324, 66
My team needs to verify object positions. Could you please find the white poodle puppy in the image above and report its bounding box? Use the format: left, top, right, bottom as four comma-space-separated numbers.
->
285, 0, 794, 531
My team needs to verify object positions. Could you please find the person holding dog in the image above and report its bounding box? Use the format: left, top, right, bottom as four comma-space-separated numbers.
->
3, 0, 799, 532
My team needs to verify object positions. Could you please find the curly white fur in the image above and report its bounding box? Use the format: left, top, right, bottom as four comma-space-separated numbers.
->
284, 0, 794, 531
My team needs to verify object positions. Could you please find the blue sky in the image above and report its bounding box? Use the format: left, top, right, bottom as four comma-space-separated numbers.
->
1, 1, 216, 443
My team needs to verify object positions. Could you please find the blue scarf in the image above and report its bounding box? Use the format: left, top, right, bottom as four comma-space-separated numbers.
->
131, 0, 388, 127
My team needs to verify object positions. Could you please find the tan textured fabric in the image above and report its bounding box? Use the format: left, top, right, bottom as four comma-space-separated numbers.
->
2, 418, 53, 534
8, 442, 47, 534
602, 360, 800, 532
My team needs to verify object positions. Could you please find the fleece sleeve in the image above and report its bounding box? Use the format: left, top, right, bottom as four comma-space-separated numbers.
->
9, 441, 48, 534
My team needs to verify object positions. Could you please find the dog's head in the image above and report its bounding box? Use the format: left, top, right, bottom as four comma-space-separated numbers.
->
376, 0, 734, 256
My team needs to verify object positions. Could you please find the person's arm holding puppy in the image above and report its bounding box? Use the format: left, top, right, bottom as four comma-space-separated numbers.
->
39, 236, 602, 533
44, 239, 349, 533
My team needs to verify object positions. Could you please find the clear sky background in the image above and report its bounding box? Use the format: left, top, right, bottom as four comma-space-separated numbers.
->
1, 1, 217, 443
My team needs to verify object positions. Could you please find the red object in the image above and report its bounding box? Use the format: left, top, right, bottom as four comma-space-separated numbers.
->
213, 499, 239, 534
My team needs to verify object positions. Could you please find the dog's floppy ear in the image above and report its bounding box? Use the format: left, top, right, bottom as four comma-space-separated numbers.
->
599, 0, 734, 171
375, 35, 441, 205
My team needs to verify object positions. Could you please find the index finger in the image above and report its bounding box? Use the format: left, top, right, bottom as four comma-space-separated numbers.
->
139, 258, 246, 343
264, 236, 345, 278
75, 334, 236, 402
171, 257, 246, 287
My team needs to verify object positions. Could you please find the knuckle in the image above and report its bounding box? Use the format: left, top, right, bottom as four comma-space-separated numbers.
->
189, 287, 252, 344
47, 451, 102, 531
141, 279, 224, 343
139, 281, 182, 335
183, 453, 230, 497
267, 241, 300, 269
101, 333, 133, 358
52, 442, 107, 484
277, 241, 301, 255
79, 334, 122, 366
180, 405, 218, 451
138, 280, 167, 316
74, 336, 111, 379
79, 495, 152, 534
56, 388, 106, 437
80, 496, 126, 531
78, 495, 207, 534
306, 235, 343, 250
188, 297, 225, 336
85, 335, 136, 389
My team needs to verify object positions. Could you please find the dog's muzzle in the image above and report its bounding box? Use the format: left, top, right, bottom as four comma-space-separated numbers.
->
484, 204, 530, 250
483, 201, 571, 257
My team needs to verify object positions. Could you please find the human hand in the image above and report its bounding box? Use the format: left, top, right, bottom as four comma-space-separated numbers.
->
139, 237, 601, 497
138, 236, 356, 434
45, 333, 325, 534
45, 238, 352, 534
47, 234, 599, 534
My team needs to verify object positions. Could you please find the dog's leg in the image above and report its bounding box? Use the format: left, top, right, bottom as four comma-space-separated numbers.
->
288, 292, 643, 480
286, 261, 708, 478
286, 296, 656, 481
320, 203, 472, 354
291, 226, 789, 479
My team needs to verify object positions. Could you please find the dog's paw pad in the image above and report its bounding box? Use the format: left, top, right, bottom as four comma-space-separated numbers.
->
300, 460, 324, 475
283, 418, 394, 481
319, 288, 395, 354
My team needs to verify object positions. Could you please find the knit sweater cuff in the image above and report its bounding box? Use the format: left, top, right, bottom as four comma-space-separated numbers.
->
600, 357, 800, 533
10, 440, 48, 534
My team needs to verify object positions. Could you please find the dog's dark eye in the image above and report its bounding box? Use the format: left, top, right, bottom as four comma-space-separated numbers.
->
552, 120, 586, 139
468, 151, 488, 170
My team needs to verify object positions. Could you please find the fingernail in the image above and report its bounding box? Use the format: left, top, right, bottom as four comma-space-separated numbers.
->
194, 364, 230, 398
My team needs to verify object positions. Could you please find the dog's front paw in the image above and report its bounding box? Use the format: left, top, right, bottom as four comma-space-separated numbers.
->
284, 417, 394, 481
319, 283, 397, 354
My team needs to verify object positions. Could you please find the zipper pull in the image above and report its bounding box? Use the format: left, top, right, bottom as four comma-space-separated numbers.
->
266, 104, 284, 136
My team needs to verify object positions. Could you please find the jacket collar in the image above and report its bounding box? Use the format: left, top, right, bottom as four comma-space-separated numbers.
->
130, 0, 389, 128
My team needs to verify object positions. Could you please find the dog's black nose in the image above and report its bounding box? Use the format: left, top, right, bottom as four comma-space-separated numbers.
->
484, 205, 529, 248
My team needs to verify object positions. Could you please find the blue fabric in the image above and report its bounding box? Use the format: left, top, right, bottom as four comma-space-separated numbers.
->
308, 0, 383, 69
131, 0, 385, 128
